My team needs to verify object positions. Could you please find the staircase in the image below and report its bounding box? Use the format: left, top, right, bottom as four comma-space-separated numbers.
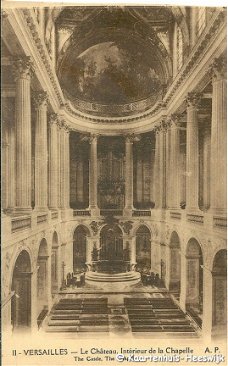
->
46, 298, 109, 333
124, 297, 198, 336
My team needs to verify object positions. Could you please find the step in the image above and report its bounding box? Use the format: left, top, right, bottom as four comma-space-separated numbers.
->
78, 326, 109, 332
48, 320, 80, 326
50, 315, 80, 320
46, 326, 80, 332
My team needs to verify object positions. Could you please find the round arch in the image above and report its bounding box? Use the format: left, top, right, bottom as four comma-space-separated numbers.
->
185, 238, 203, 319
212, 249, 227, 331
132, 222, 152, 237
11, 250, 32, 330
71, 223, 92, 239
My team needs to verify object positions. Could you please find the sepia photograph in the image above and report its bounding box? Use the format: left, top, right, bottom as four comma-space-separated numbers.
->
1, 2, 227, 365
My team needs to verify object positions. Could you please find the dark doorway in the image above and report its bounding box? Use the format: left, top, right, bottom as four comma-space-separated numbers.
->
73, 226, 88, 272
169, 231, 181, 295
136, 225, 151, 272
212, 249, 227, 333
11, 250, 31, 330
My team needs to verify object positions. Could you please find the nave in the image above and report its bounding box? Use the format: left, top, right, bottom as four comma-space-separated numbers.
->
44, 289, 199, 338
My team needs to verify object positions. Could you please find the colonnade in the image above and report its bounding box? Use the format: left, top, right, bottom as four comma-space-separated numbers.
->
153, 58, 226, 213
2, 56, 226, 217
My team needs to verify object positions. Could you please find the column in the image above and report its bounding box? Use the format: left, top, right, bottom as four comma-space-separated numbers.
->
89, 135, 99, 214
154, 128, 160, 208
57, 122, 61, 208
130, 237, 136, 269
179, 252, 187, 311
8, 120, 16, 210
210, 58, 227, 213
13, 56, 33, 212
64, 125, 70, 208
124, 135, 134, 214
165, 121, 171, 208
33, 91, 48, 211
136, 151, 143, 204
202, 124, 211, 210
170, 114, 181, 209
158, 121, 166, 208
59, 122, 70, 209
2, 123, 9, 210
202, 267, 213, 340
186, 92, 201, 211
48, 113, 59, 209
86, 238, 93, 269
150, 140, 155, 206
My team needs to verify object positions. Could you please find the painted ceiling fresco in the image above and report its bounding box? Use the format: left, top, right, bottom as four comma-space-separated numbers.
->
61, 40, 162, 105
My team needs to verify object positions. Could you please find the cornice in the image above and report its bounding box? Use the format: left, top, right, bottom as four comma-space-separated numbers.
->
7, 7, 226, 133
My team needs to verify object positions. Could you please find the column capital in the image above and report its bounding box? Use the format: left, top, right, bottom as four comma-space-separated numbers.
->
125, 134, 140, 143
59, 120, 70, 132
170, 113, 182, 128
157, 118, 169, 133
49, 113, 59, 126
80, 133, 99, 143
210, 56, 227, 81
185, 92, 202, 108
13, 56, 34, 80
33, 91, 49, 109
89, 134, 99, 144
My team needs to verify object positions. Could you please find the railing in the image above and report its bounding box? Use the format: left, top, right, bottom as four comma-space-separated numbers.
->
100, 209, 123, 216
51, 211, 58, 220
73, 210, 91, 217
187, 214, 204, 224
11, 216, 31, 233
133, 210, 151, 217
37, 214, 48, 224
68, 92, 161, 116
170, 211, 181, 220
213, 216, 227, 229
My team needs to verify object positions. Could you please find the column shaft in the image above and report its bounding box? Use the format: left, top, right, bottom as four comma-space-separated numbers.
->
210, 58, 227, 213
64, 128, 70, 208
202, 126, 211, 210
165, 126, 171, 208
170, 117, 181, 209
158, 124, 166, 208
59, 123, 70, 209
89, 135, 98, 212
48, 114, 59, 209
59, 125, 65, 208
14, 57, 33, 212
186, 93, 200, 210
34, 92, 48, 210
124, 136, 134, 213
154, 130, 160, 208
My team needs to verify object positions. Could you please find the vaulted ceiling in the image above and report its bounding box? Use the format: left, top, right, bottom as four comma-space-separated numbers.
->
54, 7, 182, 112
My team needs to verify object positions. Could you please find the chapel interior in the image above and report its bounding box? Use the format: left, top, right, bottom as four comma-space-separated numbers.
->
1, 5, 227, 339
